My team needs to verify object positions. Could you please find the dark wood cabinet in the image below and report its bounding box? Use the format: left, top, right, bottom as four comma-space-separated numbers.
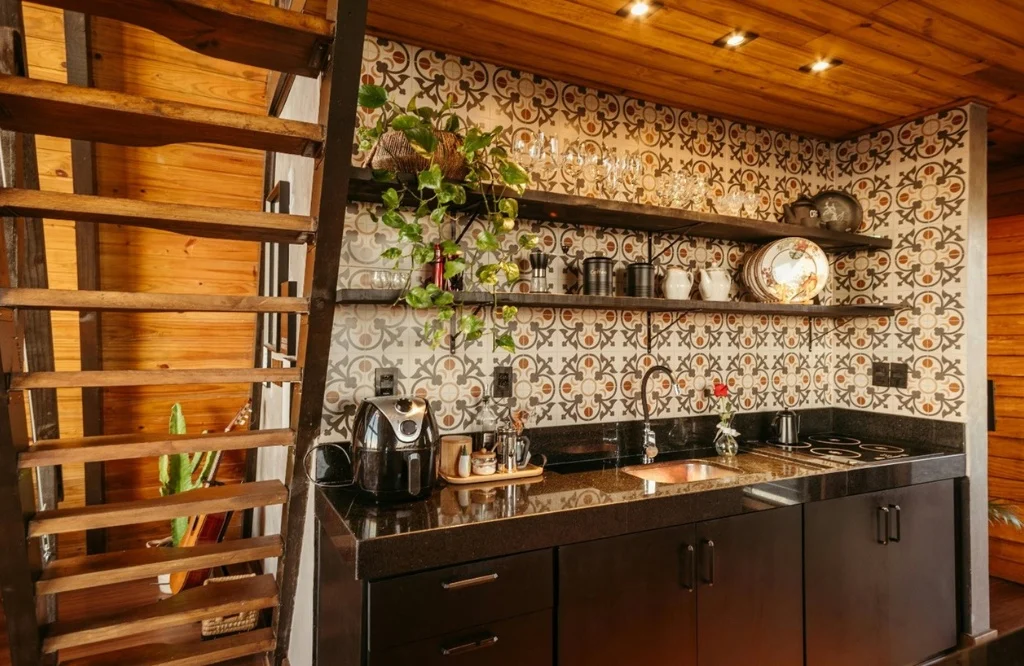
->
805, 480, 956, 666
558, 506, 803, 666
696, 506, 803, 666
558, 524, 698, 666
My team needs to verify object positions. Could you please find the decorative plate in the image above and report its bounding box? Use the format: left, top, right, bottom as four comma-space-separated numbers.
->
811, 190, 863, 233
746, 238, 829, 304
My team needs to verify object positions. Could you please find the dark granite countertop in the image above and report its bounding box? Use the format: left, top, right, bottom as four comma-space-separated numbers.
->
316, 444, 965, 580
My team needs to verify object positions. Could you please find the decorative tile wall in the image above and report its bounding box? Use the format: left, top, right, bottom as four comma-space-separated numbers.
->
319, 38, 972, 442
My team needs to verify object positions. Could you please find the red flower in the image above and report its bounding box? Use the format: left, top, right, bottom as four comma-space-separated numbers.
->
713, 382, 729, 398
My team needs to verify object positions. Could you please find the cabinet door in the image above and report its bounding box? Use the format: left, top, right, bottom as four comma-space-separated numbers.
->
805, 490, 891, 666
558, 525, 698, 666
887, 480, 957, 665
696, 506, 803, 666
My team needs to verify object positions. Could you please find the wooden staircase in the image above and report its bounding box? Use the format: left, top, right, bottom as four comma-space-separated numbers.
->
0, 0, 368, 665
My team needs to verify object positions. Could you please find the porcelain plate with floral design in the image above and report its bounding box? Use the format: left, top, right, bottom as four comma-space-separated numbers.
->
745, 237, 829, 304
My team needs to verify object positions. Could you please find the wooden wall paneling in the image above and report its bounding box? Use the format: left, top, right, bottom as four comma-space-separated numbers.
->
989, 213, 1024, 584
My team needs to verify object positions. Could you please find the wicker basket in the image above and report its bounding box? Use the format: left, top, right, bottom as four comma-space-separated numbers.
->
369, 129, 469, 180
200, 573, 260, 638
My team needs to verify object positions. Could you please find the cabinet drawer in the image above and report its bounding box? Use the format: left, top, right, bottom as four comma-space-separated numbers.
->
370, 610, 552, 666
368, 549, 553, 651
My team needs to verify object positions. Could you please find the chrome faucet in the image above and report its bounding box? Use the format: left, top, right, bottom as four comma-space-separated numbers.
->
640, 365, 681, 464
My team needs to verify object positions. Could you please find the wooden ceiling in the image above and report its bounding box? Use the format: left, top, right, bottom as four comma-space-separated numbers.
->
363, 0, 1024, 167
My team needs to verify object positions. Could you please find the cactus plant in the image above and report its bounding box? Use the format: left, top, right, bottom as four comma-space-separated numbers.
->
158, 403, 214, 546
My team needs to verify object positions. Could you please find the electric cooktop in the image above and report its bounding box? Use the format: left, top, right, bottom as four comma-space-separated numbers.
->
764, 433, 942, 465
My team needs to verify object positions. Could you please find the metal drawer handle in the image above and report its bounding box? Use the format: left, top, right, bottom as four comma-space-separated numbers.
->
877, 506, 890, 545
680, 543, 695, 592
701, 539, 715, 586
441, 572, 499, 590
440, 633, 499, 656
889, 504, 901, 543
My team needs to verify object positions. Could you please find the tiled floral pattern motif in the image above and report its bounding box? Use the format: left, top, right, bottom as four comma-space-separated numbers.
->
320, 38, 973, 441
831, 108, 969, 420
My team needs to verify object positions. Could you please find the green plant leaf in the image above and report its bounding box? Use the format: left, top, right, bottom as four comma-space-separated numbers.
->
391, 114, 421, 131
500, 160, 530, 187
494, 333, 516, 354
382, 187, 401, 210
440, 240, 461, 256
475, 229, 500, 253
399, 222, 423, 244
437, 307, 454, 321
438, 182, 467, 205
459, 313, 484, 340
476, 263, 501, 285
498, 197, 519, 220
169, 403, 186, 435
415, 200, 431, 219
406, 93, 419, 112
418, 164, 444, 191
462, 127, 495, 156
501, 305, 518, 321
358, 84, 388, 109
501, 261, 521, 283
411, 244, 433, 266
443, 258, 466, 279
415, 107, 436, 121
405, 287, 433, 309
518, 233, 540, 250
371, 168, 396, 182
430, 205, 449, 225
381, 210, 405, 229
404, 125, 437, 156
444, 114, 460, 133
434, 291, 455, 307
381, 247, 402, 262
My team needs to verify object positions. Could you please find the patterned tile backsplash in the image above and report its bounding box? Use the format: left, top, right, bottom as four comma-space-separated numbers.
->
319, 38, 973, 443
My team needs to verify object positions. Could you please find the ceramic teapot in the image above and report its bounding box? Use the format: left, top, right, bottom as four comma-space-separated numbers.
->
782, 196, 820, 228
662, 267, 693, 300
699, 268, 732, 301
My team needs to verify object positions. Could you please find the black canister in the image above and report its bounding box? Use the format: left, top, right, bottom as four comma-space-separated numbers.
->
582, 256, 613, 296
626, 262, 654, 297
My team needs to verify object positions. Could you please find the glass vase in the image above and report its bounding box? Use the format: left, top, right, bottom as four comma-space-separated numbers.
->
714, 417, 739, 457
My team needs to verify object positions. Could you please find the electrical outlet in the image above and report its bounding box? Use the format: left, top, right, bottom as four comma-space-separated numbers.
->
374, 367, 398, 396
493, 366, 514, 399
889, 362, 909, 389
871, 361, 890, 388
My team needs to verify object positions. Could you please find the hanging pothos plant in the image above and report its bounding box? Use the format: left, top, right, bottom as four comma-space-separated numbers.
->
356, 84, 538, 353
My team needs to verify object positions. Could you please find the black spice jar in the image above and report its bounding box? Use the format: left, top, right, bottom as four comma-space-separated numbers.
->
626, 262, 654, 298
582, 257, 613, 296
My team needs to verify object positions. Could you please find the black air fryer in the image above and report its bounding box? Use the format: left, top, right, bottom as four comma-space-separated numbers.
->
351, 395, 440, 502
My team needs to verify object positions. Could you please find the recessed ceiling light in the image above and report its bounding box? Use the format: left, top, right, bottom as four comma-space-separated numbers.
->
713, 31, 760, 49
616, 1, 663, 18
801, 58, 843, 73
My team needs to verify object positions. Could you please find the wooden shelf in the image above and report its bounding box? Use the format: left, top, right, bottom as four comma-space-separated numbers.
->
31, 0, 334, 77
336, 289, 898, 318
348, 168, 892, 252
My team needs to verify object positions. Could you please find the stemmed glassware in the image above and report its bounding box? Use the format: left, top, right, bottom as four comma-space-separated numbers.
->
715, 189, 760, 217
656, 169, 708, 210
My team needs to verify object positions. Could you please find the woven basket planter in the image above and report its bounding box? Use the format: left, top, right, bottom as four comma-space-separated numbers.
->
369, 129, 469, 181
200, 573, 260, 638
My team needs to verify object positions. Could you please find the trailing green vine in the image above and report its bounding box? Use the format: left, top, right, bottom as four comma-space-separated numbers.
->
357, 84, 538, 353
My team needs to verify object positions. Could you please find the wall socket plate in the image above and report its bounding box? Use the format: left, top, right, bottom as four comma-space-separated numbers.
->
493, 366, 514, 398
374, 367, 398, 396
871, 361, 890, 388
889, 362, 909, 389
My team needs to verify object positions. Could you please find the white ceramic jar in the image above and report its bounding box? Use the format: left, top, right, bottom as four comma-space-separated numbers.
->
663, 267, 694, 300
699, 268, 732, 301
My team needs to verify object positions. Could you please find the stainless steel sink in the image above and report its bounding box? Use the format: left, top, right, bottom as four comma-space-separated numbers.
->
622, 460, 741, 484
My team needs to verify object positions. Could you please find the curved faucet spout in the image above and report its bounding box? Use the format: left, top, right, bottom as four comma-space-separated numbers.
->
641, 364, 679, 424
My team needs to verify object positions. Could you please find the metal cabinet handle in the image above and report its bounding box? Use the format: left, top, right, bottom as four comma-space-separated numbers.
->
680, 544, 696, 591
440, 633, 499, 656
889, 504, 901, 543
701, 539, 715, 586
877, 506, 890, 545
441, 573, 498, 590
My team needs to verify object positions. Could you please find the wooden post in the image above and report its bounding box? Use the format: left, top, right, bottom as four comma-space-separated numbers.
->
273, 0, 367, 662
63, 8, 106, 554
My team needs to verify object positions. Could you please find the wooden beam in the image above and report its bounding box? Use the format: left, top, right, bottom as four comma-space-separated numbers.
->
274, 0, 367, 662
10, 367, 302, 389
0, 288, 309, 313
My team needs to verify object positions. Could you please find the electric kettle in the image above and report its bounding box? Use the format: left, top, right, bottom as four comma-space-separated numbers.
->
771, 408, 801, 446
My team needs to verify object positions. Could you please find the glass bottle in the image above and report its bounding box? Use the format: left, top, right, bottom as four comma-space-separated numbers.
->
477, 393, 497, 451
431, 243, 445, 289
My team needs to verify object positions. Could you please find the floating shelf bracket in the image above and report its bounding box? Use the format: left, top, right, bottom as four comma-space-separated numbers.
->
449, 303, 486, 355
646, 311, 688, 355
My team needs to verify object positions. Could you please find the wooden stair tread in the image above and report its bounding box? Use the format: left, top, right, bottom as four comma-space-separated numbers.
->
0, 75, 324, 155
10, 368, 302, 389
29, 480, 288, 537
38, 535, 283, 595
58, 627, 274, 665
42, 575, 278, 653
0, 288, 308, 313
19, 428, 294, 468
32, 0, 334, 76
0, 188, 316, 244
